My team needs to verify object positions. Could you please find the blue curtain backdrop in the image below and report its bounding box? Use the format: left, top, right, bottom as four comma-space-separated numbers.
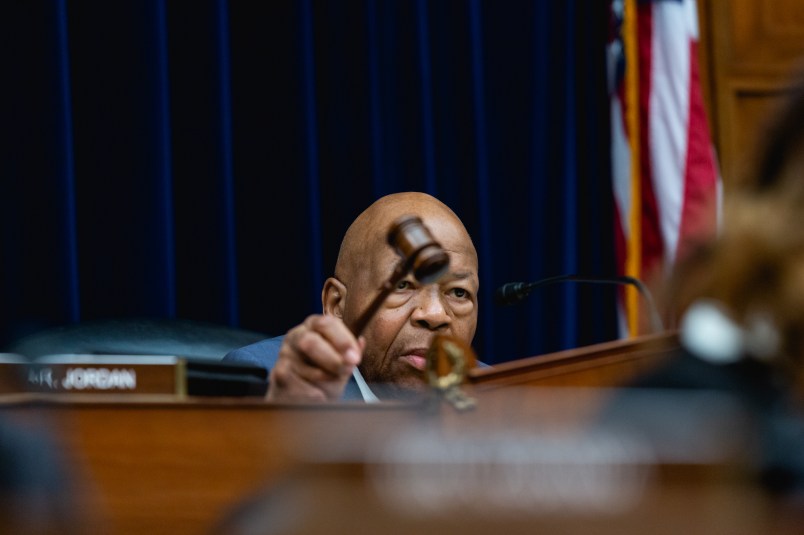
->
2, 0, 615, 365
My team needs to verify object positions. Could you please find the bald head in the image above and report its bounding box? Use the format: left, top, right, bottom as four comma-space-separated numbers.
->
334, 192, 477, 287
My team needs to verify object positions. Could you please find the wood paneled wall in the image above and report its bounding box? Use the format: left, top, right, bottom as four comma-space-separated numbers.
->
700, 0, 804, 186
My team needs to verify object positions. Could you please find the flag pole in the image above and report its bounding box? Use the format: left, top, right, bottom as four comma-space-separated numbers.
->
624, 0, 642, 336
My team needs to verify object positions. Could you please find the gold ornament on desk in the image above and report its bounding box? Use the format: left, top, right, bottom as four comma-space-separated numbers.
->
426, 334, 477, 411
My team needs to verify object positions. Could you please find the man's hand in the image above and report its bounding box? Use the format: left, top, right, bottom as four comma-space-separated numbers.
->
267, 315, 364, 401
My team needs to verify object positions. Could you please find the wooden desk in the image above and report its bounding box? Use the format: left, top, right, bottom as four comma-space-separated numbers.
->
4, 333, 792, 535
3, 388, 789, 535
469, 331, 677, 389
2, 395, 423, 535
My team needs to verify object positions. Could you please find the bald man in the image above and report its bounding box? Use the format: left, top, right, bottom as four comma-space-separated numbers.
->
224, 192, 479, 401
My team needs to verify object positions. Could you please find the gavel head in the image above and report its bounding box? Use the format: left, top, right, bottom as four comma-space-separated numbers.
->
387, 215, 450, 284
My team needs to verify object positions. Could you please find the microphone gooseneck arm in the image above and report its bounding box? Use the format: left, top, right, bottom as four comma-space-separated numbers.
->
495, 274, 664, 333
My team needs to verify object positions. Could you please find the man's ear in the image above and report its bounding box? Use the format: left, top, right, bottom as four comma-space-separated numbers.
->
322, 277, 347, 319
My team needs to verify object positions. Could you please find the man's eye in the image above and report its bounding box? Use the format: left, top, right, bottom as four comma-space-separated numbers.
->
396, 280, 412, 290
450, 288, 469, 299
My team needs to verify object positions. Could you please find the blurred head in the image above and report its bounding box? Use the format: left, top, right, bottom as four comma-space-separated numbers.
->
322, 192, 479, 394
667, 76, 804, 390
667, 185, 804, 398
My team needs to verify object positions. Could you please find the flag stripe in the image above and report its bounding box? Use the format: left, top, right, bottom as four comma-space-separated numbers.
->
638, 1, 666, 282
678, 38, 719, 260
648, 0, 689, 271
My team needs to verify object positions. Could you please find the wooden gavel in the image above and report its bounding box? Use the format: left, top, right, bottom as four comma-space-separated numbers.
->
350, 215, 450, 337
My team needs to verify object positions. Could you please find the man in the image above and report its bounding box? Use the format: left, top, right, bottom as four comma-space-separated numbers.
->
224, 192, 479, 402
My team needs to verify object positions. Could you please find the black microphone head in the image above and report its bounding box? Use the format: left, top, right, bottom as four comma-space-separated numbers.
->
495, 282, 530, 306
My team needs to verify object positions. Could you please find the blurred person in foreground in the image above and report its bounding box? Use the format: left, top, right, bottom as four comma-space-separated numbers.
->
224, 192, 479, 402
631, 76, 804, 500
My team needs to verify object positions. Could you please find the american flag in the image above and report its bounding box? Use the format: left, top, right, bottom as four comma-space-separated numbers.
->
608, 0, 720, 335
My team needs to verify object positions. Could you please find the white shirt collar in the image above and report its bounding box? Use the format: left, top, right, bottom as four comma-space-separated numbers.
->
352, 366, 380, 403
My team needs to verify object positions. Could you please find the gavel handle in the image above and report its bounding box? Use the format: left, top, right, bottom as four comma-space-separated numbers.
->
350, 258, 411, 338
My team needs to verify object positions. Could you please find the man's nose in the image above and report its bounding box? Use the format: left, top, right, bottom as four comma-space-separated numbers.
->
411, 287, 451, 330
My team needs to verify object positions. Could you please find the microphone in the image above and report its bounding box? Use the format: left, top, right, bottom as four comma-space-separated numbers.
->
495, 274, 664, 332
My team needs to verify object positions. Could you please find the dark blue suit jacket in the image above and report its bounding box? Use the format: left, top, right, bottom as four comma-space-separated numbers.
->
223, 336, 365, 401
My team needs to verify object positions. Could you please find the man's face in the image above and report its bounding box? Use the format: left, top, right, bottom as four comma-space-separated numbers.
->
342, 214, 479, 393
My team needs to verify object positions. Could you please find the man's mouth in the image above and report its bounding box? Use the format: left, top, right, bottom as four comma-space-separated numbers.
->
398, 348, 429, 371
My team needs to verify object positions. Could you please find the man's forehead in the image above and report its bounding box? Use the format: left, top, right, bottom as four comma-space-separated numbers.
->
336, 193, 477, 280
381, 213, 474, 259
366, 204, 450, 232
358, 203, 466, 244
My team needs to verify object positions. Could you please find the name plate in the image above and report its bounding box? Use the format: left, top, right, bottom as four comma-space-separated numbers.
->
0, 354, 268, 397
18, 355, 183, 395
